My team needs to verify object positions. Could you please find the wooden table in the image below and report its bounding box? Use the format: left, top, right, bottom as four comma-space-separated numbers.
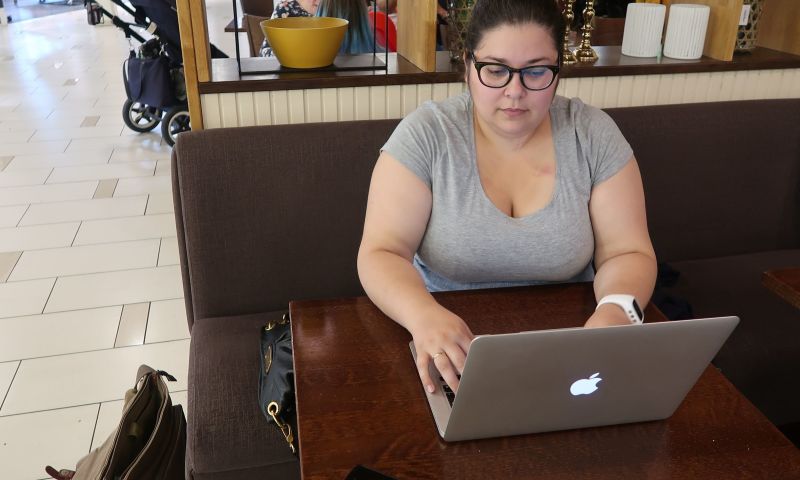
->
290, 283, 800, 479
763, 267, 800, 309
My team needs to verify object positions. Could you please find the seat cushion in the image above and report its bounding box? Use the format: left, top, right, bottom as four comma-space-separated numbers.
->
187, 312, 300, 480
664, 249, 800, 427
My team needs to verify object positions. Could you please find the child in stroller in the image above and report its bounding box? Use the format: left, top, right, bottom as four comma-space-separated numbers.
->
85, 0, 226, 146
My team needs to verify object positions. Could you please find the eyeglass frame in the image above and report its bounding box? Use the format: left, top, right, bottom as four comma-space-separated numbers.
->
468, 52, 560, 91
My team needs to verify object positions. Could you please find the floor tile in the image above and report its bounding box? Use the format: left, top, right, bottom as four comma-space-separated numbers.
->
45, 265, 183, 313
92, 389, 187, 451
0, 223, 80, 253
73, 213, 177, 246
65, 134, 166, 154
0, 168, 52, 187
0, 278, 55, 319
0, 181, 97, 207
0, 307, 121, 363
115, 175, 172, 197
0, 251, 22, 282
0, 361, 19, 407
9, 239, 160, 281
0, 404, 98, 480
93, 178, 118, 199
5, 149, 112, 170
146, 299, 189, 344
109, 147, 171, 164
158, 237, 179, 267
155, 159, 170, 176
1, 339, 189, 416
146, 192, 174, 215
115, 303, 149, 348
0, 130, 35, 143
80, 115, 100, 127
19, 195, 147, 226
29, 125, 124, 142
47, 160, 156, 184
0, 140, 68, 156
0, 205, 27, 228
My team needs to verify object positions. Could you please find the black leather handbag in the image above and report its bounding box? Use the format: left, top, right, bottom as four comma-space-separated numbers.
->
258, 313, 297, 454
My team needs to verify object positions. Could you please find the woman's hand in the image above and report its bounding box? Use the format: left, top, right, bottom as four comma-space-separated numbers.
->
584, 304, 634, 328
410, 305, 475, 394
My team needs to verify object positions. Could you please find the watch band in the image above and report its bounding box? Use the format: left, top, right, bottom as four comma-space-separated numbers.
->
596, 294, 644, 324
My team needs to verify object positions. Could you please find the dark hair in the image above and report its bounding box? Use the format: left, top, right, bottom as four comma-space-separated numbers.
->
465, 0, 566, 66
317, 0, 377, 55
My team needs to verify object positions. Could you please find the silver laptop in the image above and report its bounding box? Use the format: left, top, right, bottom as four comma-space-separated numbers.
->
410, 316, 738, 442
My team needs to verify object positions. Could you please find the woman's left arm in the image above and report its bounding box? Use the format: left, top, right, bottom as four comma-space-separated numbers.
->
586, 156, 658, 328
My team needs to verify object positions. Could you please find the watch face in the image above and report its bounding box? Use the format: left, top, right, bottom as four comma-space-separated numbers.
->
633, 300, 643, 321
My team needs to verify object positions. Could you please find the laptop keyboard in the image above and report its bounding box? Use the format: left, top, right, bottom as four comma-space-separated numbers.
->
439, 376, 461, 406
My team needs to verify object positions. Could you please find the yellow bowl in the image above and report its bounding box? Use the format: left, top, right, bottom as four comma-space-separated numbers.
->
261, 17, 349, 69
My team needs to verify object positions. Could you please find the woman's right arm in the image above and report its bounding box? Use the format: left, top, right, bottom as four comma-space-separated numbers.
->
357, 151, 474, 392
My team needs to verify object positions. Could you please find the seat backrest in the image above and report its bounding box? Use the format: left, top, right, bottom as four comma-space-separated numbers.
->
244, 13, 269, 57
240, 0, 273, 17
172, 120, 400, 329
369, 10, 397, 52
605, 99, 800, 263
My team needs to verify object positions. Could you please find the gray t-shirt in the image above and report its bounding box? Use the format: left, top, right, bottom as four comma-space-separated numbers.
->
382, 92, 633, 292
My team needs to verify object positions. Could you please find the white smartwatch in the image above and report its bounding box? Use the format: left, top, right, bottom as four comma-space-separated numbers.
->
596, 294, 644, 325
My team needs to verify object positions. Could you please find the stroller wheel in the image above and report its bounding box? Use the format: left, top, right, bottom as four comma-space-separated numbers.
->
123, 99, 161, 133
161, 107, 190, 147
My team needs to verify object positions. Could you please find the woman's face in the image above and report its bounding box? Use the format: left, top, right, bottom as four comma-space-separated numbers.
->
466, 22, 559, 139
299, 0, 320, 14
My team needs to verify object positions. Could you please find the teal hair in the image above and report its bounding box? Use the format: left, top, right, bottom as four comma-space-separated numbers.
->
316, 0, 378, 54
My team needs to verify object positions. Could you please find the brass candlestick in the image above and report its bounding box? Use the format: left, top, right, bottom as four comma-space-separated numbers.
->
574, 0, 598, 62
561, 0, 577, 64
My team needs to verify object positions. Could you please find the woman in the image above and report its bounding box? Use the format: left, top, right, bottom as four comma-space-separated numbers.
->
357, 0, 657, 394
316, 0, 375, 55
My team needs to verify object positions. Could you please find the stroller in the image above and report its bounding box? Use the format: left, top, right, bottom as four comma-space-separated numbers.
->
85, 0, 226, 146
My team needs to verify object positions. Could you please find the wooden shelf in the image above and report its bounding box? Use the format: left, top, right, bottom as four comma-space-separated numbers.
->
199, 46, 800, 94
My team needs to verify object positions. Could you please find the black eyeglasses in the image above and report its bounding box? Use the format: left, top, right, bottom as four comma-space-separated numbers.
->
469, 53, 559, 91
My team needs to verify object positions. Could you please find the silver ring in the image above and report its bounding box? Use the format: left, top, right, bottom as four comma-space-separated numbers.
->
432, 351, 446, 360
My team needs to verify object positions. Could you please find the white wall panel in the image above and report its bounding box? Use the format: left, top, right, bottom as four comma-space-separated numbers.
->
219, 93, 238, 128
370, 86, 387, 120
270, 91, 289, 125
401, 84, 417, 117
287, 90, 305, 124
321, 88, 338, 122
254, 91, 272, 126
201, 68, 800, 128
386, 85, 402, 119
200, 94, 221, 129
354, 86, 370, 121
304, 89, 322, 123
235, 92, 255, 127
337, 87, 355, 121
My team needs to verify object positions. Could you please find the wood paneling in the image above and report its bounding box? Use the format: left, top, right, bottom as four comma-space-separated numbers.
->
396, 0, 437, 72
175, 0, 203, 130
201, 71, 800, 127
757, 0, 800, 56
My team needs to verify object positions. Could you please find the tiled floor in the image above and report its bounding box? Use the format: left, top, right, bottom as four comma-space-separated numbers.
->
0, 1, 241, 475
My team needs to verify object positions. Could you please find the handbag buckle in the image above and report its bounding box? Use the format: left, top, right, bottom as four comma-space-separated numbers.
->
267, 401, 296, 453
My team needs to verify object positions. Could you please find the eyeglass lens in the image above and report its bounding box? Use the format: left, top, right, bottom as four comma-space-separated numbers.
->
479, 65, 555, 90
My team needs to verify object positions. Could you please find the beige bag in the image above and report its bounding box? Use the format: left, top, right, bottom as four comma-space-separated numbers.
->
45, 365, 186, 480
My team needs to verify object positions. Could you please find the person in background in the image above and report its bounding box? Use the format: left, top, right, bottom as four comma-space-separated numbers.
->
260, 0, 320, 56
316, 0, 377, 54
357, 0, 656, 394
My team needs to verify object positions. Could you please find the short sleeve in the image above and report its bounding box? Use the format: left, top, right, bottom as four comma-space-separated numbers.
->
572, 99, 634, 187
381, 102, 442, 189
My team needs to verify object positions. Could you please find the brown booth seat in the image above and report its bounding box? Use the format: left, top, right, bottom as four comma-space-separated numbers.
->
172, 99, 800, 479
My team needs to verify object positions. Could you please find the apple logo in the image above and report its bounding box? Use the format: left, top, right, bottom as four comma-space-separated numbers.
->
570, 372, 602, 396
